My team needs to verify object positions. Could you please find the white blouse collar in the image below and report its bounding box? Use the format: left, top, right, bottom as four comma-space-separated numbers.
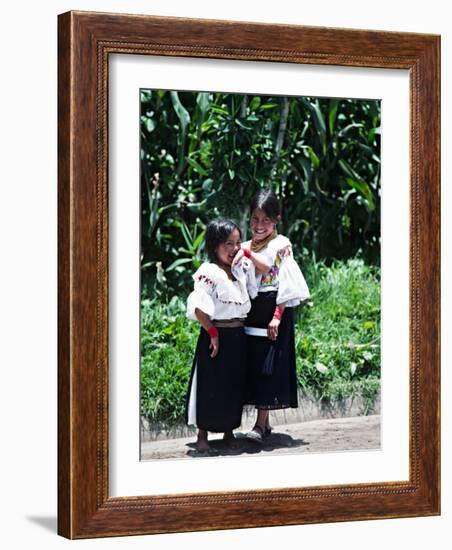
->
243, 234, 290, 251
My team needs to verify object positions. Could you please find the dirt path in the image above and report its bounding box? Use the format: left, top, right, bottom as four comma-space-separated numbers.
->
140, 414, 380, 460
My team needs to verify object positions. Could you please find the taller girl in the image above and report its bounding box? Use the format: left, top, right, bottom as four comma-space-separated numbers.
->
233, 188, 310, 442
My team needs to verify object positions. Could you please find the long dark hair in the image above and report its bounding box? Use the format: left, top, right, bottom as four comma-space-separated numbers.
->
205, 218, 241, 263
249, 188, 281, 221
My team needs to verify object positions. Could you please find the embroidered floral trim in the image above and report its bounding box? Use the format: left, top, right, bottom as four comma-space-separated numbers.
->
261, 245, 292, 287
195, 274, 215, 286
195, 268, 247, 305
275, 244, 292, 262
215, 293, 243, 305
215, 281, 246, 305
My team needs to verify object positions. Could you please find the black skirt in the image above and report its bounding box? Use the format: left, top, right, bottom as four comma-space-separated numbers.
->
185, 326, 247, 432
244, 292, 298, 410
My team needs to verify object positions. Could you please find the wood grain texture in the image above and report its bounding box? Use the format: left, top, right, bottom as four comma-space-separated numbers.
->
57, 10, 72, 539
57, 10, 440, 539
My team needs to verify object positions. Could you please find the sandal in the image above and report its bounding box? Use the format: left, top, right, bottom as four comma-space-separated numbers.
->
245, 425, 265, 443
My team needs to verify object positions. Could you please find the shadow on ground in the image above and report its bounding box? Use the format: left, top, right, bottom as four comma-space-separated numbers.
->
26, 516, 57, 533
186, 431, 309, 458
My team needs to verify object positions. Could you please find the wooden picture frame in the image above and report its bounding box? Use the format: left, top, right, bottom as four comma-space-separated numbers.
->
58, 10, 440, 539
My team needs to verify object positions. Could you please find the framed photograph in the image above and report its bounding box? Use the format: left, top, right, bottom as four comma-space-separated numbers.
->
58, 10, 440, 538
137, 87, 382, 464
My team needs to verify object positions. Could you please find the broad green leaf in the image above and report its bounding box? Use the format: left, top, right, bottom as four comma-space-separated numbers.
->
166, 258, 192, 272
339, 159, 364, 184
170, 91, 190, 134
235, 119, 252, 130
304, 146, 320, 168
367, 127, 377, 143
196, 92, 211, 114
344, 177, 375, 210
177, 221, 193, 249
250, 96, 261, 111
201, 121, 214, 133
338, 123, 364, 137
157, 202, 178, 214
298, 157, 312, 190
141, 115, 156, 133
140, 90, 152, 102
186, 199, 208, 211
170, 92, 190, 175
202, 179, 213, 191
301, 98, 327, 153
186, 157, 209, 176
328, 99, 339, 136
192, 231, 206, 250
357, 143, 379, 159
210, 105, 229, 115
259, 103, 278, 109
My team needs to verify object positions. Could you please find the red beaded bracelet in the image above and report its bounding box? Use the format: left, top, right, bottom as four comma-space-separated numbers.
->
207, 326, 219, 338
242, 248, 251, 258
272, 306, 284, 321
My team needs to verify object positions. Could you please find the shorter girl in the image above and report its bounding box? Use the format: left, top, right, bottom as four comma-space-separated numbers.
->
185, 218, 265, 455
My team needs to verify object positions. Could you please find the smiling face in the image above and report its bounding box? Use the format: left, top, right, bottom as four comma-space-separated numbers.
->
250, 207, 277, 241
215, 228, 241, 266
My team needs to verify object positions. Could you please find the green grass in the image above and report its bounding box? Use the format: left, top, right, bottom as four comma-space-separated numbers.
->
140, 258, 380, 424
295, 258, 380, 405
141, 296, 199, 423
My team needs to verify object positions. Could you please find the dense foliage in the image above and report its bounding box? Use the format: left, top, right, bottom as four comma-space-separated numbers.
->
140, 90, 380, 301
140, 90, 381, 424
141, 258, 380, 424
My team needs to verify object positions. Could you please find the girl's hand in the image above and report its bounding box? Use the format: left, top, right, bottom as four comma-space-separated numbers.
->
267, 318, 280, 341
231, 248, 245, 268
209, 336, 219, 358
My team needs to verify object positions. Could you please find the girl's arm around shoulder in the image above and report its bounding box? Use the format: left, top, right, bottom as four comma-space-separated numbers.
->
231, 255, 258, 300
234, 239, 271, 274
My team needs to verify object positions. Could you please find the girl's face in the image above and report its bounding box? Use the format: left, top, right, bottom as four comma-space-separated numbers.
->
216, 228, 241, 266
250, 207, 276, 240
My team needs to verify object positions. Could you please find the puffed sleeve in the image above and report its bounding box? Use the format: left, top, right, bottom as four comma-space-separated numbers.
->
186, 264, 216, 320
231, 257, 258, 300
276, 243, 310, 306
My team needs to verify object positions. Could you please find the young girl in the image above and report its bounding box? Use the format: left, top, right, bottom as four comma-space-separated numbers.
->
185, 218, 268, 455
233, 189, 310, 442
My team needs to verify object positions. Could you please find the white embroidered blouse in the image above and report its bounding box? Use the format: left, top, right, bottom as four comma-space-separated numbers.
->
186, 259, 258, 321
242, 234, 310, 307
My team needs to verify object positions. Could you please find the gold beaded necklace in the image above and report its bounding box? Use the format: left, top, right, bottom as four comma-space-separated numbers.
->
250, 227, 277, 253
